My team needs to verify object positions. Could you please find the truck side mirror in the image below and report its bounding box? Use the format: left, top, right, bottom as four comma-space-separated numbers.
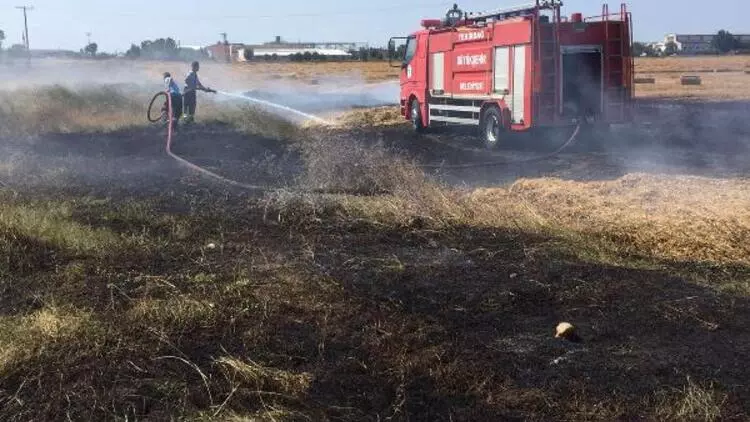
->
388, 36, 408, 68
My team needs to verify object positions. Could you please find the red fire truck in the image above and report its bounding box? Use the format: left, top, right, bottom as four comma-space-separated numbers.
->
390, 1, 634, 149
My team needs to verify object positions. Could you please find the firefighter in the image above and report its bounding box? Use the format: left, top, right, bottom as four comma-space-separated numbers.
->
182, 61, 216, 124
163, 72, 182, 131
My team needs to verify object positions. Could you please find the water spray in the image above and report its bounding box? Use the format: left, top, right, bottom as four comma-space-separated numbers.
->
320, 80, 398, 94
215, 90, 333, 126
161, 84, 580, 192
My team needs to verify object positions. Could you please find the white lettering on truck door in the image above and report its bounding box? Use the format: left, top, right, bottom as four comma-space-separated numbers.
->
456, 54, 488, 67
459, 82, 485, 91
458, 31, 485, 42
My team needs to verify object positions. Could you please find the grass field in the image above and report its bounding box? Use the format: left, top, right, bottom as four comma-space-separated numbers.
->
6, 56, 750, 99
224, 57, 750, 100
636, 56, 750, 73
0, 57, 749, 420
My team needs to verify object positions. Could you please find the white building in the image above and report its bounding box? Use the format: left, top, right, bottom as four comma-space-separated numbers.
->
243, 48, 352, 60
654, 33, 750, 54
207, 37, 362, 62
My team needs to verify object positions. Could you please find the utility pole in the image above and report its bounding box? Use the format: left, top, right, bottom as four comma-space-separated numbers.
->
15, 6, 32, 50
15, 5, 33, 66
86, 32, 91, 45
219, 32, 230, 63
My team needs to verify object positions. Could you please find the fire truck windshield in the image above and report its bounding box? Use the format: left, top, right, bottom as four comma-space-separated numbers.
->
403, 36, 417, 66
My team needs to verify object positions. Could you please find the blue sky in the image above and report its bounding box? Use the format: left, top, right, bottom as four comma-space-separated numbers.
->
0, 0, 745, 52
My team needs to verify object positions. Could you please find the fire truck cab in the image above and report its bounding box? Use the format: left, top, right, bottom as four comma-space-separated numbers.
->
391, 1, 634, 149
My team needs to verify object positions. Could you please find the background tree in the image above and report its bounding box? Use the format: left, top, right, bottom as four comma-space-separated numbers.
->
633, 41, 658, 57
83, 42, 98, 57
176, 47, 208, 62
124, 38, 206, 61
357, 47, 369, 62
395, 44, 407, 60
368, 47, 385, 61
8, 44, 26, 58
139, 37, 180, 60
243, 48, 254, 61
0, 29, 5, 50
712, 30, 739, 54
125, 44, 141, 59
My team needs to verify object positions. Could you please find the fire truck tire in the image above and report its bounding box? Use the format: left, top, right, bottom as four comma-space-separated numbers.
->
479, 106, 504, 149
410, 99, 425, 133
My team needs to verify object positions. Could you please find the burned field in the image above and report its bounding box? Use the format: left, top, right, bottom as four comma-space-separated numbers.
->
0, 74, 749, 421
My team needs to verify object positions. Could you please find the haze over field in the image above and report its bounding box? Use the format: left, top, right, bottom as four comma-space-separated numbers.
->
0, 8, 749, 417
0, 0, 746, 52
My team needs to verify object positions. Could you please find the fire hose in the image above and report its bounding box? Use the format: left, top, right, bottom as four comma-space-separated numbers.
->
162, 90, 581, 191
420, 122, 580, 170
165, 91, 272, 191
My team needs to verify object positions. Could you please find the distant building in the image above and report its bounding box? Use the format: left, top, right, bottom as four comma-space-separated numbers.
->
205, 43, 245, 62
645, 41, 664, 55
258, 36, 365, 52
179, 45, 205, 51
205, 36, 367, 62
655, 33, 750, 54
244, 47, 353, 60
30, 49, 78, 58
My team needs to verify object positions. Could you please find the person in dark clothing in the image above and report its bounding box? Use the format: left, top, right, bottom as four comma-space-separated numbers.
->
182, 61, 216, 124
163, 72, 182, 131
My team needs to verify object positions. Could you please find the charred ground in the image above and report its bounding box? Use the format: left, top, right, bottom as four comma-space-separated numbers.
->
0, 79, 749, 421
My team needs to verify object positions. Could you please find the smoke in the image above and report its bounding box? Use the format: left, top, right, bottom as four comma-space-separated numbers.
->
0, 56, 400, 114
0, 58, 155, 90
0, 57, 260, 94
233, 79, 399, 116
0, 57, 404, 193
3, 56, 748, 195
612, 100, 750, 179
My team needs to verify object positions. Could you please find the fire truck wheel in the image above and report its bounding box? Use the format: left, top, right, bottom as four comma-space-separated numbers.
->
410, 99, 425, 133
480, 107, 504, 149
